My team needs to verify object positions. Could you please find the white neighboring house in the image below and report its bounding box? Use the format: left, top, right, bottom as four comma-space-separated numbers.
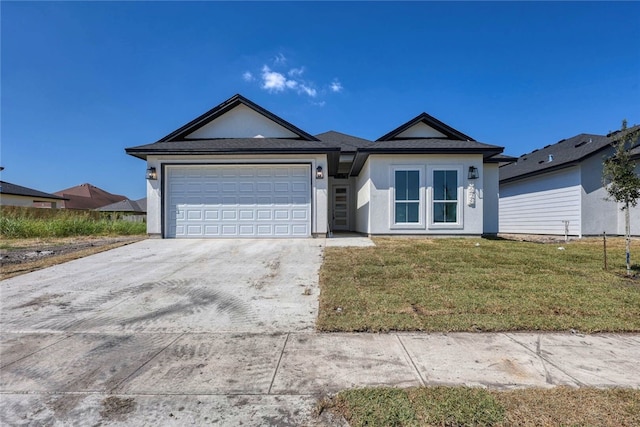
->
0, 181, 67, 208
499, 128, 640, 237
125, 94, 507, 238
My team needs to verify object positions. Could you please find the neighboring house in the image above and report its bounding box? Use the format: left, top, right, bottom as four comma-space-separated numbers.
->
0, 181, 67, 208
53, 183, 127, 210
499, 128, 640, 237
96, 197, 147, 222
125, 94, 506, 238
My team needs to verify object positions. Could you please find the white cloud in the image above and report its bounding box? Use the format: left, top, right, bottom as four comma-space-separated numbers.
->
330, 80, 343, 93
299, 84, 317, 97
249, 58, 340, 102
261, 65, 287, 92
242, 71, 254, 82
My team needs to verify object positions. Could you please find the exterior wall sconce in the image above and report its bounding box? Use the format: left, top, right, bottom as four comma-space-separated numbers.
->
316, 166, 324, 179
146, 167, 157, 180
468, 166, 479, 180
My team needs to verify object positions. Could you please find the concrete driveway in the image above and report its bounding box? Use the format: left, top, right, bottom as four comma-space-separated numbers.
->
1, 239, 323, 334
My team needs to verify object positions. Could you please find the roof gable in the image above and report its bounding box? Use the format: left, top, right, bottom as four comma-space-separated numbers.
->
395, 121, 447, 139
377, 112, 475, 141
159, 94, 319, 142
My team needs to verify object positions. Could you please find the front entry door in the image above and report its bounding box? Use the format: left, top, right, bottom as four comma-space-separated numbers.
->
332, 185, 349, 231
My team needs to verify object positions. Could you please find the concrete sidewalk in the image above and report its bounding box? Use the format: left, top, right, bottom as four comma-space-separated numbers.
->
2, 331, 638, 425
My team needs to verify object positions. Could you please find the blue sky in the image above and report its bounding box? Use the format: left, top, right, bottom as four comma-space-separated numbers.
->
2, 1, 639, 200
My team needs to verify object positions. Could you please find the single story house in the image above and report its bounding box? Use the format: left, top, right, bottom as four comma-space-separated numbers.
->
499, 127, 640, 237
126, 94, 506, 238
0, 181, 67, 208
52, 183, 128, 210
96, 197, 147, 222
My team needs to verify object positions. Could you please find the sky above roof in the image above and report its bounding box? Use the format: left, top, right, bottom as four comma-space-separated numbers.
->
2, 1, 639, 200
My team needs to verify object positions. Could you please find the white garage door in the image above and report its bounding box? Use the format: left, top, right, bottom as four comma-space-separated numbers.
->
166, 164, 311, 238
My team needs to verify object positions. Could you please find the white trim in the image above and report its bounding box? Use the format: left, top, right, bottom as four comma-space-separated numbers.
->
389, 165, 426, 230
427, 165, 464, 229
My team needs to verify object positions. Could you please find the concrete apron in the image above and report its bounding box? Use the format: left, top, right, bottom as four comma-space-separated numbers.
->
1, 239, 639, 425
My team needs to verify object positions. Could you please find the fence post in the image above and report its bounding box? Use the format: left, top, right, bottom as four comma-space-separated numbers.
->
603, 232, 607, 271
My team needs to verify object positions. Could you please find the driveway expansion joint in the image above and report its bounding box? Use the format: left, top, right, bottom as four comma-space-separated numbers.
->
395, 334, 427, 386
268, 332, 290, 394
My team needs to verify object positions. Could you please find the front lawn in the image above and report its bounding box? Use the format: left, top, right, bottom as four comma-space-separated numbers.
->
318, 237, 640, 332
320, 386, 640, 427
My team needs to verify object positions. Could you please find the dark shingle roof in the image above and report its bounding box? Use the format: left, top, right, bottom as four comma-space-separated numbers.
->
361, 139, 503, 154
96, 198, 146, 213
315, 131, 373, 151
54, 183, 127, 209
499, 133, 612, 183
0, 181, 67, 200
126, 138, 341, 160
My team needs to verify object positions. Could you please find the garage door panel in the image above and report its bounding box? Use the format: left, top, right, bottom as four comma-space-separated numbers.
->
222, 210, 237, 220
167, 165, 311, 238
239, 210, 255, 220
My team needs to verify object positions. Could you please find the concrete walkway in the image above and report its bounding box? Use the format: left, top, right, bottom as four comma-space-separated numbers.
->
2, 331, 638, 425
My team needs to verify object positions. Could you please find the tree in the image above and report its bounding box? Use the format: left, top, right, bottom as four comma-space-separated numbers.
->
602, 120, 640, 275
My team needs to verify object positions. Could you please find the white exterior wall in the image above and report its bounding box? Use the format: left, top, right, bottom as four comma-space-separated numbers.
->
359, 154, 484, 235
187, 105, 299, 139
354, 159, 371, 234
146, 154, 328, 237
0, 194, 38, 207
482, 163, 499, 235
500, 166, 582, 236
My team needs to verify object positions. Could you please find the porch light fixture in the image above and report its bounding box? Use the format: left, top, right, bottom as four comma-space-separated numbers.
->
316, 166, 324, 179
468, 166, 479, 180
146, 167, 157, 180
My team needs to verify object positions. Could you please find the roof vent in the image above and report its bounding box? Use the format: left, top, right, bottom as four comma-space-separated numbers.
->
575, 140, 587, 148
538, 160, 545, 164
548, 154, 554, 162
544, 144, 551, 149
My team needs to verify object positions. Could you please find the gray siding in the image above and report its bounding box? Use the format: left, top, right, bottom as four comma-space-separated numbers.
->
500, 166, 582, 235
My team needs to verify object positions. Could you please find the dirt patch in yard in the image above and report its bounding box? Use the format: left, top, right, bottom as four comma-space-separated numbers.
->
0, 236, 145, 280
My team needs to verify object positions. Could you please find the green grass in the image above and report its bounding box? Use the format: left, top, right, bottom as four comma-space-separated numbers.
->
318, 237, 640, 332
322, 386, 640, 427
0, 207, 146, 238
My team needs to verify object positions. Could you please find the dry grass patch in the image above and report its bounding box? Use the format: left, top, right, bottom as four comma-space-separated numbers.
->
0, 236, 145, 280
322, 386, 640, 427
318, 237, 640, 332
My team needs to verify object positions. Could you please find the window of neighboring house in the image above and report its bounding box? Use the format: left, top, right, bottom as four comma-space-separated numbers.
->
394, 170, 420, 223
433, 170, 459, 223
